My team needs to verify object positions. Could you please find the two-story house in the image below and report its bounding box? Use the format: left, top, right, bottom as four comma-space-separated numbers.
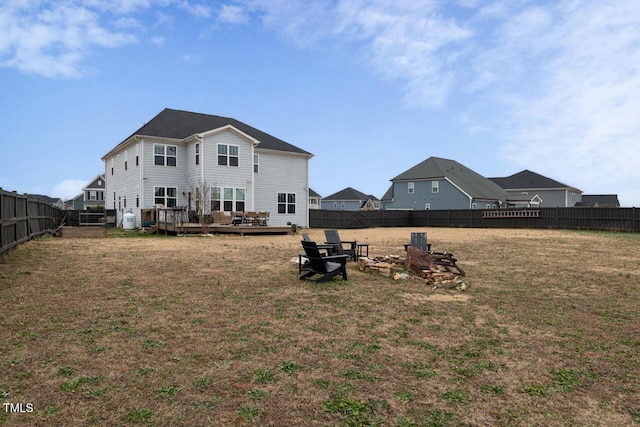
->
382, 157, 507, 210
489, 170, 582, 207
102, 108, 313, 227
321, 187, 382, 211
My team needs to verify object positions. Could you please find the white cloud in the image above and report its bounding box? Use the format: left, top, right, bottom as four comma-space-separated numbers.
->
52, 179, 87, 201
0, 0, 213, 78
498, 1, 640, 205
223, 0, 640, 204
218, 4, 249, 24
0, 1, 137, 77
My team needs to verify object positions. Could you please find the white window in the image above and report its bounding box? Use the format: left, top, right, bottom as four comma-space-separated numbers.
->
425, 203, 431, 210
195, 143, 200, 166
88, 191, 97, 201
254, 154, 259, 173
111, 158, 114, 175
211, 187, 221, 211
136, 186, 140, 208
472, 203, 478, 209
408, 182, 414, 194
215, 187, 245, 212
278, 193, 296, 214
432, 181, 439, 193
154, 144, 177, 166
154, 186, 177, 207
486, 204, 491, 209
124, 151, 128, 171
218, 144, 239, 166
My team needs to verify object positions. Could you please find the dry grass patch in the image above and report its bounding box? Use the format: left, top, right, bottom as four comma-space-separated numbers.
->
1, 227, 639, 426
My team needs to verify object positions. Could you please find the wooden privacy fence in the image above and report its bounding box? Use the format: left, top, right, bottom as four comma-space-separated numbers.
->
310, 207, 640, 232
0, 188, 64, 256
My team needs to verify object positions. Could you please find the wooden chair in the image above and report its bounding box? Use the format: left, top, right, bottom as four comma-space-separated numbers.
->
324, 229, 357, 261
404, 232, 431, 252
244, 211, 258, 225
299, 241, 348, 282
257, 211, 269, 226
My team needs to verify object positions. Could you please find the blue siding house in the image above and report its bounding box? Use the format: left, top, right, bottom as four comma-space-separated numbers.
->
321, 187, 382, 211
382, 157, 506, 210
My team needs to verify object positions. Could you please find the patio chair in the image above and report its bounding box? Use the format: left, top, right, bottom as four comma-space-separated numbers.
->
244, 211, 258, 225
256, 211, 269, 226
404, 232, 431, 252
299, 241, 349, 282
324, 229, 357, 261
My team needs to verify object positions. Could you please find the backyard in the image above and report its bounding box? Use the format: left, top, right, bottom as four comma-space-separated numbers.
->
1, 227, 639, 426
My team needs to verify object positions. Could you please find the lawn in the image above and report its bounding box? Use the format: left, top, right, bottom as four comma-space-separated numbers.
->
1, 227, 639, 426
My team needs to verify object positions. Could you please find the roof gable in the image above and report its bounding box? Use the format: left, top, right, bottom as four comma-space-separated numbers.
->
111, 108, 312, 157
391, 157, 506, 201
84, 174, 106, 190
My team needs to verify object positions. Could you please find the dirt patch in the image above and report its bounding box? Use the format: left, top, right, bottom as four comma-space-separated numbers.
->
400, 292, 471, 303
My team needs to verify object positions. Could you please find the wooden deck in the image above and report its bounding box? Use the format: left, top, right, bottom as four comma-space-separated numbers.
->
156, 222, 293, 236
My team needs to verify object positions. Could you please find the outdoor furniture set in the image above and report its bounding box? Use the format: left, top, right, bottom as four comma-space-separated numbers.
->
211, 211, 270, 226
298, 230, 431, 283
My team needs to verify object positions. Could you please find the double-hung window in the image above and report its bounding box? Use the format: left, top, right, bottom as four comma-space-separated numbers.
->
408, 182, 414, 194
154, 186, 177, 207
211, 187, 221, 211
195, 143, 200, 165
278, 193, 296, 214
154, 144, 177, 166
432, 181, 439, 193
218, 144, 239, 166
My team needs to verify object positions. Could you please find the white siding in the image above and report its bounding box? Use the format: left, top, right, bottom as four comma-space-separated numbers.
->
200, 130, 255, 213
253, 149, 309, 227
105, 142, 144, 225
104, 126, 310, 228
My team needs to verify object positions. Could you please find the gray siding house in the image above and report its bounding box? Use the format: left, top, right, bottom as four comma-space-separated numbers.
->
102, 108, 313, 227
382, 157, 506, 210
83, 174, 106, 210
489, 170, 582, 207
321, 187, 382, 211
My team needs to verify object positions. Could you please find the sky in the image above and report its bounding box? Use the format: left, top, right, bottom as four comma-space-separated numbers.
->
1, 0, 639, 206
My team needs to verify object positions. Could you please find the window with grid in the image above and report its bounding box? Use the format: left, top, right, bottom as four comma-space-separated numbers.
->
278, 193, 296, 214
154, 187, 177, 207
154, 144, 177, 166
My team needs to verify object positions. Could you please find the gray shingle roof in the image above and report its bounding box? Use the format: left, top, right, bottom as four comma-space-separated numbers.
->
323, 187, 379, 201
115, 108, 311, 156
489, 170, 578, 190
391, 157, 507, 201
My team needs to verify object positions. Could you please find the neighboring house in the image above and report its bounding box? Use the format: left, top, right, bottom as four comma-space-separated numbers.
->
309, 188, 322, 210
83, 174, 106, 210
321, 187, 382, 211
27, 194, 63, 209
489, 170, 582, 207
382, 157, 506, 210
576, 194, 621, 207
101, 108, 313, 227
66, 193, 84, 210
